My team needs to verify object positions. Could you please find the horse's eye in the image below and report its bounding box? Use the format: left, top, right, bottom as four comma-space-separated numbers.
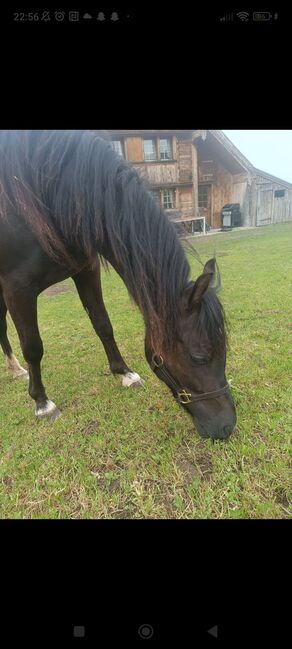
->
191, 354, 210, 364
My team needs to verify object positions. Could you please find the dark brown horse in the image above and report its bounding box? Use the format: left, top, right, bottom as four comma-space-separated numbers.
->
0, 130, 236, 439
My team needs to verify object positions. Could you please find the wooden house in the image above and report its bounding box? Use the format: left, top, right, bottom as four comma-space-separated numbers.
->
105, 130, 292, 231
106, 130, 197, 225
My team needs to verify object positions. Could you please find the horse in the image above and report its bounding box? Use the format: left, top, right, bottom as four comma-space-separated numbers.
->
0, 130, 236, 439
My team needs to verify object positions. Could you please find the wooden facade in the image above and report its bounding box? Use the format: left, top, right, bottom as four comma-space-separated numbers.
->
106, 130, 292, 231
107, 130, 197, 224
252, 171, 292, 227
196, 131, 292, 228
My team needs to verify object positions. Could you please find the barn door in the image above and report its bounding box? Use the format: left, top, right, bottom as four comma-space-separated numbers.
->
256, 189, 273, 226
198, 184, 211, 227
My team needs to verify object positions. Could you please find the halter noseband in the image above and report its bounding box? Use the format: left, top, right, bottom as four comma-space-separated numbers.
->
151, 354, 229, 405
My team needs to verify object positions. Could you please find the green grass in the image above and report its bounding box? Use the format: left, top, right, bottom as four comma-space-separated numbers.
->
1, 223, 291, 519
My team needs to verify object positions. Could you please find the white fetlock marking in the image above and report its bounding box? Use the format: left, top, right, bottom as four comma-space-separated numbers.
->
36, 400, 57, 417
119, 371, 144, 387
5, 354, 28, 379
13, 368, 29, 379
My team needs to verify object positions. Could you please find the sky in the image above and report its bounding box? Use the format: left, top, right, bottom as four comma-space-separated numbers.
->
222, 131, 292, 184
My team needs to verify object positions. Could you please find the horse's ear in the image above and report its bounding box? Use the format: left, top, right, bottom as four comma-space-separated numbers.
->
203, 258, 216, 275
182, 273, 213, 311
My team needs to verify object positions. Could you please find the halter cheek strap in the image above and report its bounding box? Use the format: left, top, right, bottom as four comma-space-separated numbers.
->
151, 354, 229, 405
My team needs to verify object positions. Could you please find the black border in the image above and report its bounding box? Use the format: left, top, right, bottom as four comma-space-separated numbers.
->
1, 520, 290, 645
1, 5, 290, 643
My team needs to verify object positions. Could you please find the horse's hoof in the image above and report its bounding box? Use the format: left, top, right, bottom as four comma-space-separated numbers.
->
120, 372, 145, 388
13, 368, 29, 380
46, 407, 62, 422
36, 400, 61, 422
129, 379, 145, 388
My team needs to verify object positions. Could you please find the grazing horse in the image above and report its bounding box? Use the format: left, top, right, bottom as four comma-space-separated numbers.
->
0, 130, 236, 439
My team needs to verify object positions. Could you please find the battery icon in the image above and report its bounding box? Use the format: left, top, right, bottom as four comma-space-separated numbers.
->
253, 11, 272, 20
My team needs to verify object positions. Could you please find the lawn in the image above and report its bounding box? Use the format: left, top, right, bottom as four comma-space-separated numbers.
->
0, 223, 291, 519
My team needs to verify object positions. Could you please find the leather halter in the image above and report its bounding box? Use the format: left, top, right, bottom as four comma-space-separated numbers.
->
151, 354, 229, 405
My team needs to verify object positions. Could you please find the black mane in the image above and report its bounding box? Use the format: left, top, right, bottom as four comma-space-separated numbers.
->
197, 290, 228, 356
0, 130, 191, 349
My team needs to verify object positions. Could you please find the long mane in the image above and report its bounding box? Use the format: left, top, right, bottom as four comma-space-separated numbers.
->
0, 129, 191, 350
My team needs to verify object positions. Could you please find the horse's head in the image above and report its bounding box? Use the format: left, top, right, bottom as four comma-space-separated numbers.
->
145, 259, 236, 440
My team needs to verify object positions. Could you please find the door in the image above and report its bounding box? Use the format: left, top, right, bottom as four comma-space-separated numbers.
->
256, 189, 273, 226
198, 184, 212, 227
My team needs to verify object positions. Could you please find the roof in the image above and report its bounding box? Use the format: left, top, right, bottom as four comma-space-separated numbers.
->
194, 130, 254, 175
209, 131, 254, 172
108, 129, 292, 188
254, 168, 292, 189
197, 131, 292, 188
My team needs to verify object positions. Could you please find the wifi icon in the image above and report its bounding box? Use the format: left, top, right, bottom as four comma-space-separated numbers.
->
237, 11, 249, 21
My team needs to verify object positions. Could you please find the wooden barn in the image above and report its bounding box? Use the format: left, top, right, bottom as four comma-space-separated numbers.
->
105, 129, 292, 231
195, 130, 292, 229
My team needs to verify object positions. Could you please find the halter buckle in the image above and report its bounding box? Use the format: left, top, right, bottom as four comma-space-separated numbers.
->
177, 389, 193, 404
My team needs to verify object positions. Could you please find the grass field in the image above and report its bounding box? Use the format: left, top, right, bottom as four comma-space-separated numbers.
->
0, 223, 291, 519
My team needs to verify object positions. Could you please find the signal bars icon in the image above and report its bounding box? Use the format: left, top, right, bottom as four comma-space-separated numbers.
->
220, 13, 233, 21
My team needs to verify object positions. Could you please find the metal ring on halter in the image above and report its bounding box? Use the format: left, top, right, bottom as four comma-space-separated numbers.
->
151, 354, 164, 368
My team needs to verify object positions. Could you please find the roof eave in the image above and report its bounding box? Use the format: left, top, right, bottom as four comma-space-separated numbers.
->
254, 168, 292, 189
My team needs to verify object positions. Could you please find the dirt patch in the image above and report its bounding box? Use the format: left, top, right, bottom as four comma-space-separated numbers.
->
42, 282, 72, 296
114, 508, 135, 519
274, 487, 290, 508
81, 420, 100, 435
193, 443, 213, 479
158, 496, 177, 518
71, 396, 81, 407
2, 476, 13, 488
177, 460, 200, 483
196, 455, 213, 479
107, 478, 121, 493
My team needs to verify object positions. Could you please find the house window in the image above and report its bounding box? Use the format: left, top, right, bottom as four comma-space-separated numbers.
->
162, 189, 174, 209
198, 185, 209, 208
274, 189, 285, 198
160, 138, 172, 160
143, 139, 157, 161
152, 190, 161, 206
112, 140, 124, 157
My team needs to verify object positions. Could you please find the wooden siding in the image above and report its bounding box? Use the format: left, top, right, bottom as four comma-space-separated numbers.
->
178, 187, 194, 217
256, 187, 273, 226
273, 190, 292, 222
210, 164, 234, 229
140, 163, 178, 186
255, 177, 292, 225
232, 180, 250, 226
177, 139, 193, 183
198, 160, 217, 183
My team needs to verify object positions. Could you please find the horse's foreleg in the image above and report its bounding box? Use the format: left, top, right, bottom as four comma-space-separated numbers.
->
73, 262, 144, 388
0, 289, 28, 379
3, 287, 60, 421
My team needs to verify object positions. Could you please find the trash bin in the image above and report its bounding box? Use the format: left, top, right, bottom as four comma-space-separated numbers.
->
221, 203, 242, 230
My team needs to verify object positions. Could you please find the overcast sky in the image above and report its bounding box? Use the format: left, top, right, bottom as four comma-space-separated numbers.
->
222, 131, 292, 184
